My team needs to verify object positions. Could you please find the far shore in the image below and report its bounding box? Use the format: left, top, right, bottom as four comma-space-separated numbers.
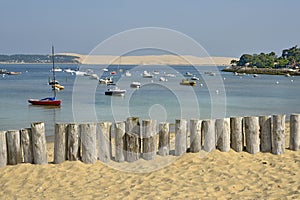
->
0, 54, 237, 66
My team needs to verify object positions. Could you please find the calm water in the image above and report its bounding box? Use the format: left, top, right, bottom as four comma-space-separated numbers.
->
0, 64, 299, 135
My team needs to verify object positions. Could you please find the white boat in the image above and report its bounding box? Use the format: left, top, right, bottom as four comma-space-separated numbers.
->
153, 70, 160, 75
105, 87, 126, 96
191, 76, 199, 81
253, 74, 259, 78
103, 68, 108, 72
99, 77, 113, 84
205, 71, 216, 76
89, 74, 99, 80
130, 81, 141, 88
159, 77, 168, 82
64, 68, 76, 74
185, 72, 193, 77
74, 71, 87, 76
143, 71, 153, 78
125, 71, 132, 77
52, 67, 62, 72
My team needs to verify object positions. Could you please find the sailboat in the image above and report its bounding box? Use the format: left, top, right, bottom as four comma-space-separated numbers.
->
28, 46, 62, 106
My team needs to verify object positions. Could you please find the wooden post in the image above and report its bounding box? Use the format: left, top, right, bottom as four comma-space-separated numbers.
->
0, 131, 7, 167
216, 118, 230, 152
67, 123, 80, 161
158, 122, 170, 156
125, 117, 140, 162
190, 119, 202, 153
124, 132, 140, 162
259, 115, 272, 152
202, 119, 215, 152
6, 130, 22, 165
244, 116, 260, 154
115, 122, 125, 162
54, 123, 68, 164
142, 119, 157, 160
175, 119, 187, 156
80, 123, 97, 164
290, 114, 300, 151
20, 128, 33, 163
230, 117, 244, 152
98, 121, 112, 163
272, 114, 286, 155
31, 122, 48, 164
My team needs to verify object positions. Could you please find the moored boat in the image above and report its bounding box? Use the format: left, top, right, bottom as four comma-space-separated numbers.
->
143, 71, 153, 78
180, 79, 196, 86
105, 87, 126, 96
28, 97, 61, 106
130, 81, 141, 88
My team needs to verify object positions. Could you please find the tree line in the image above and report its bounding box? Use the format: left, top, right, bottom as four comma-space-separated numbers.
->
0, 54, 80, 63
231, 46, 300, 68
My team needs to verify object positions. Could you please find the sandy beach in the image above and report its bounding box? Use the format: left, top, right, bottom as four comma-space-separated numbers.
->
0, 124, 299, 199
61, 53, 236, 66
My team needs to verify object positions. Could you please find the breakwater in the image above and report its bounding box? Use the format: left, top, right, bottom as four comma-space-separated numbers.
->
1, 114, 300, 167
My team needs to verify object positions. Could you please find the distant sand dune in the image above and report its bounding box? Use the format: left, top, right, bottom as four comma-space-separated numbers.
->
61, 53, 236, 66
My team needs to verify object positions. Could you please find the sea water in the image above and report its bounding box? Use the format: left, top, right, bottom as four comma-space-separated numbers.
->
0, 64, 299, 135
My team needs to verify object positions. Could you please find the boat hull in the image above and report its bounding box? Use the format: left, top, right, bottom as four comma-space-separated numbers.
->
28, 99, 61, 106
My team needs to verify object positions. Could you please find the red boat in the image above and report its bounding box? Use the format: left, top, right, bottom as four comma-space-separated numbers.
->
28, 46, 62, 107
28, 97, 61, 106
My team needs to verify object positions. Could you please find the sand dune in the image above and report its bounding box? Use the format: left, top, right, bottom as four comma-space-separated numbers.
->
62, 53, 236, 66
0, 124, 299, 199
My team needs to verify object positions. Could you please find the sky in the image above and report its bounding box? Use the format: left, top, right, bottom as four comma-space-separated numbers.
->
0, 0, 299, 57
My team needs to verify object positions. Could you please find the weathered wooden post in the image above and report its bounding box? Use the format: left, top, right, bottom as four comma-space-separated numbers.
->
202, 119, 215, 152
259, 115, 272, 152
31, 122, 48, 164
216, 118, 230, 152
54, 123, 68, 164
175, 119, 187, 156
115, 121, 125, 162
230, 117, 244, 152
6, 130, 22, 165
20, 128, 33, 163
142, 119, 157, 160
80, 123, 97, 164
0, 131, 7, 167
98, 121, 112, 163
67, 123, 80, 161
272, 114, 286, 155
190, 119, 202, 153
125, 117, 140, 162
290, 114, 300, 151
244, 116, 260, 154
158, 122, 170, 156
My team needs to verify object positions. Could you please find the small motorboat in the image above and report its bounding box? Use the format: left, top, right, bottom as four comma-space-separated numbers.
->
143, 71, 153, 78
130, 81, 141, 88
7, 71, 22, 75
184, 72, 193, 77
253, 74, 259, 78
180, 79, 196, 86
125, 71, 132, 77
99, 77, 113, 84
110, 71, 117, 75
159, 77, 168, 82
28, 97, 61, 106
191, 76, 199, 81
51, 67, 62, 72
153, 70, 160, 75
105, 87, 126, 96
52, 84, 65, 90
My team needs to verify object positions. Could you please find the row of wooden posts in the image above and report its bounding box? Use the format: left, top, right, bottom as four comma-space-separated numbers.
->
0, 114, 300, 167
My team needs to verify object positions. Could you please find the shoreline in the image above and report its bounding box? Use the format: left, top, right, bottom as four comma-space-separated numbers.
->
0, 55, 237, 66
223, 66, 300, 76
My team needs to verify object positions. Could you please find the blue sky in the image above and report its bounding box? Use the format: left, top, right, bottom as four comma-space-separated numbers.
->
0, 0, 299, 57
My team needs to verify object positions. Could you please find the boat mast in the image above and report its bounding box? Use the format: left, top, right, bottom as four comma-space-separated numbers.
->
52, 46, 56, 98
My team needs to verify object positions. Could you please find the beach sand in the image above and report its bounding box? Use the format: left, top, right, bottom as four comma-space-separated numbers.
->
61, 53, 237, 66
0, 124, 299, 199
